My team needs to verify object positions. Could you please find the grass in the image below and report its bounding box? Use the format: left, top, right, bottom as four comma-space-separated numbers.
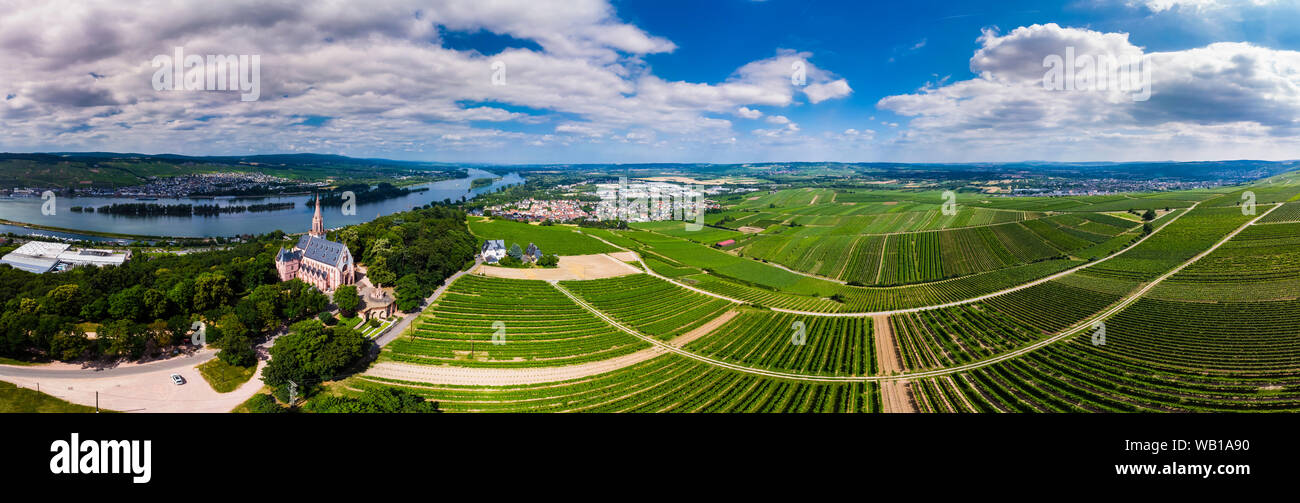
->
231, 386, 275, 413
338, 315, 364, 329
0, 356, 39, 366
468, 217, 617, 255
197, 358, 258, 393
0, 380, 103, 412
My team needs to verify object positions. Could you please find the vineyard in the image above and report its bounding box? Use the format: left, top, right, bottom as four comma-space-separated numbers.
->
889, 280, 1120, 371
383, 275, 647, 367
559, 274, 733, 340
1084, 205, 1257, 281
912, 298, 1300, 412
350, 174, 1300, 414
685, 311, 875, 376
350, 355, 879, 412
726, 209, 1135, 286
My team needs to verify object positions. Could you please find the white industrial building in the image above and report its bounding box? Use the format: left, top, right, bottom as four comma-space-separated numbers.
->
0, 240, 132, 273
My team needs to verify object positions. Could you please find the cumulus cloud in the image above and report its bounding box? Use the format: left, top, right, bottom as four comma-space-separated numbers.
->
876, 23, 1300, 161
0, 0, 849, 160
736, 106, 762, 119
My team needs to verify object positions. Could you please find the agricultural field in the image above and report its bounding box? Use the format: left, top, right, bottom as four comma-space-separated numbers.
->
685, 311, 875, 376
351, 355, 879, 413
701, 187, 1139, 286
355, 170, 1300, 414
468, 217, 618, 255
383, 275, 647, 367
914, 298, 1300, 412
1151, 221, 1300, 302
890, 280, 1122, 371
1084, 204, 1258, 281
559, 274, 733, 340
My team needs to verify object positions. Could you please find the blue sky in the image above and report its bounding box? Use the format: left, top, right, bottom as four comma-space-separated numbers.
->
2, 0, 1300, 163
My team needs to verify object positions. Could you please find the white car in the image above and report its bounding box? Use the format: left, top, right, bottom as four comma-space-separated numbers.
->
170, 374, 185, 385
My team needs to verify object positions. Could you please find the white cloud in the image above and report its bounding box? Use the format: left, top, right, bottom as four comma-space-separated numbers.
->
803, 79, 852, 104
736, 106, 762, 119
0, 0, 850, 161
876, 22, 1300, 161
1133, 0, 1279, 13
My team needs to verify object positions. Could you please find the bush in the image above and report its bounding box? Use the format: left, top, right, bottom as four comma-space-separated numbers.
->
246, 393, 287, 413
318, 312, 336, 325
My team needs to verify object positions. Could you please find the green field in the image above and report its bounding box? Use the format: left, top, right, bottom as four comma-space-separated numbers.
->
384, 275, 647, 367
0, 381, 102, 413
468, 218, 618, 255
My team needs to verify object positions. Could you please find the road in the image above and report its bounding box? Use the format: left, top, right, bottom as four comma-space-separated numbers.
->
0, 350, 215, 380
0, 349, 268, 413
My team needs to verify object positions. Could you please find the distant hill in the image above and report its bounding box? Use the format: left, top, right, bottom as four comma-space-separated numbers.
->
0, 152, 467, 189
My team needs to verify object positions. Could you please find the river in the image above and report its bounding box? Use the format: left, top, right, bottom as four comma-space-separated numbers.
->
0, 168, 521, 243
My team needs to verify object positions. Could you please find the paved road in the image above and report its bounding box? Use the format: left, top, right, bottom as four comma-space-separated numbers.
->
0, 350, 216, 380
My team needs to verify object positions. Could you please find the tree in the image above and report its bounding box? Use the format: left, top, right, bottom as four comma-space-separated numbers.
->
394, 275, 424, 312
193, 272, 234, 311
282, 280, 328, 321
167, 280, 196, 312
49, 330, 91, 361
263, 320, 367, 390
142, 288, 170, 320
367, 255, 397, 286
217, 333, 256, 367
1142, 209, 1156, 221
98, 320, 144, 358
508, 243, 524, 260
536, 254, 559, 267
333, 285, 361, 317
245, 284, 286, 331
44, 284, 82, 317
107, 285, 145, 321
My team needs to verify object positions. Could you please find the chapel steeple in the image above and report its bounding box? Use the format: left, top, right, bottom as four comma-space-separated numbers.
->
310, 194, 325, 237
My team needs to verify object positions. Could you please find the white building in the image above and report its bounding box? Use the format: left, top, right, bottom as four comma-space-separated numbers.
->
0, 240, 132, 273
480, 239, 506, 263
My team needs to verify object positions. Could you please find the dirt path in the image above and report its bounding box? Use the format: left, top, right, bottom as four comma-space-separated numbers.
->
875, 314, 914, 413
475, 253, 641, 281
365, 348, 666, 386
880, 380, 915, 413
669, 310, 738, 347
873, 314, 901, 375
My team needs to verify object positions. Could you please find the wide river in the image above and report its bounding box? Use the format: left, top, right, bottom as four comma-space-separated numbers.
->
0, 168, 522, 243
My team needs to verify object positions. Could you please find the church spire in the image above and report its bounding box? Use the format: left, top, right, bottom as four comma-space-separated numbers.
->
310, 193, 325, 237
